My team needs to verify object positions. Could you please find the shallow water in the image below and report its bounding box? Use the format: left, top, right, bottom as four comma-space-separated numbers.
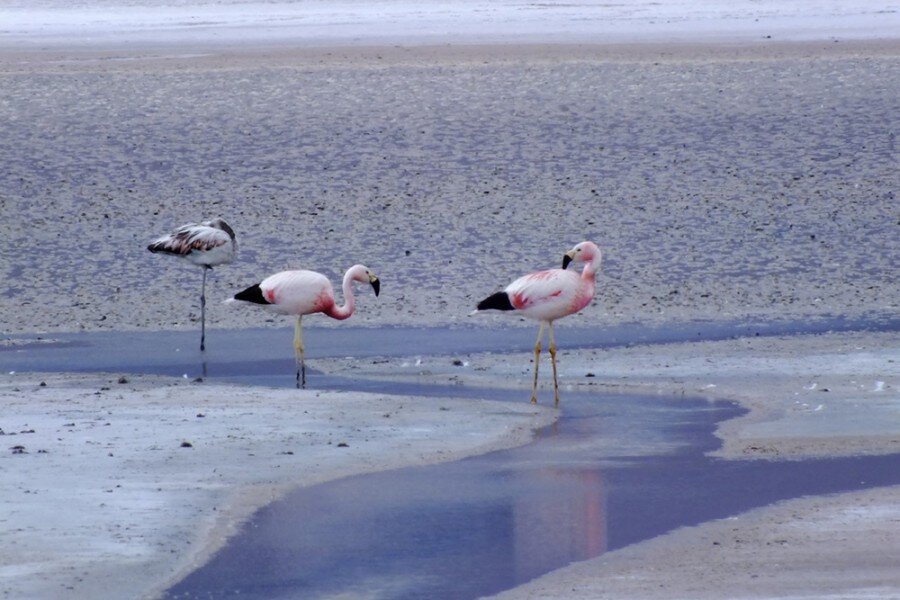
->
157, 381, 899, 599
3, 314, 896, 382
3, 321, 899, 599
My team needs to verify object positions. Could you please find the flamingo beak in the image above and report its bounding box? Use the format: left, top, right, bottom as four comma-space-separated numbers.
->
562, 250, 575, 270
370, 275, 381, 297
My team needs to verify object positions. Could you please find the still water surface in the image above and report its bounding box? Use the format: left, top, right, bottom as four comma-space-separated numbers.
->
162, 383, 898, 599
3, 321, 898, 599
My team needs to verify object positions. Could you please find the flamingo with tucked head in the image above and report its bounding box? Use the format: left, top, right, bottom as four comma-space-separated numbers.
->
472, 241, 601, 405
148, 218, 237, 351
228, 265, 380, 388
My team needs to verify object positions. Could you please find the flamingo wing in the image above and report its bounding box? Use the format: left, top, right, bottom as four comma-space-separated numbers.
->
258, 270, 335, 316
148, 223, 232, 256
505, 269, 584, 320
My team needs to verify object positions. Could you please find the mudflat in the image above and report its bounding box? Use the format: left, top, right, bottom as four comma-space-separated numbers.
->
1, 36, 897, 600
1, 40, 896, 335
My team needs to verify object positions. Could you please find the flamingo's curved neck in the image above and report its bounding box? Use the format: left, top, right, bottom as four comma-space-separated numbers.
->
326, 270, 356, 320
581, 255, 601, 280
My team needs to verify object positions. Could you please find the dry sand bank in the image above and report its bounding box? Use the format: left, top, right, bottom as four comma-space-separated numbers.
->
2, 39, 899, 74
0, 40, 897, 335
0, 372, 553, 599
1, 0, 895, 53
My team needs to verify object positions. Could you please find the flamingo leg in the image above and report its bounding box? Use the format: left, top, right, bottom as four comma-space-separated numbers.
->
530, 322, 546, 404
294, 315, 306, 388
200, 266, 209, 352
548, 321, 560, 407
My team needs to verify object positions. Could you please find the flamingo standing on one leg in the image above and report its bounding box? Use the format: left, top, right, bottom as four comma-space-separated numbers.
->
147, 218, 237, 351
227, 265, 380, 388
472, 241, 601, 406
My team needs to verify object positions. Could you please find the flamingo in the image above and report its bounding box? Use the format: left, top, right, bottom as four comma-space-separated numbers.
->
472, 241, 601, 406
228, 265, 380, 388
147, 218, 236, 351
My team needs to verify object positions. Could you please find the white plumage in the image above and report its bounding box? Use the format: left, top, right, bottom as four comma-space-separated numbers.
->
254, 270, 336, 317
147, 218, 236, 267
147, 218, 237, 351
229, 264, 381, 387
473, 241, 602, 405
502, 268, 593, 322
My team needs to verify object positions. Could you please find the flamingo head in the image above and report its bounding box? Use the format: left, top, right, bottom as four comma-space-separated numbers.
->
204, 218, 236, 241
562, 241, 601, 270
349, 264, 381, 297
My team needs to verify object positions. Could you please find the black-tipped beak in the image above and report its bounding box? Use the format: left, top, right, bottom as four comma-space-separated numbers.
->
562, 254, 573, 270
371, 277, 381, 297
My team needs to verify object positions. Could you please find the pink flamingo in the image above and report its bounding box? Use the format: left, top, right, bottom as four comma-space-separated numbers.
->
472, 241, 601, 405
148, 218, 237, 351
228, 265, 380, 388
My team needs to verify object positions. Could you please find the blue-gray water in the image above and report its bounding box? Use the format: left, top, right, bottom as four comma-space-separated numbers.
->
2, 317, 898, 599
160, 384, 899, 600
3, 313, 896, 381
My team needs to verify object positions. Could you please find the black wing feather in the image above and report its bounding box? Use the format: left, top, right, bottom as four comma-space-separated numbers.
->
477, 291, 515, 311
233, 283, 269, 305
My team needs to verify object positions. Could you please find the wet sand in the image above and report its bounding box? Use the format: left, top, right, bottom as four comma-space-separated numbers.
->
0, 371, 553, 599
319, 330, 900, 460
1, 31, 898, 600
3, 327, 895, 599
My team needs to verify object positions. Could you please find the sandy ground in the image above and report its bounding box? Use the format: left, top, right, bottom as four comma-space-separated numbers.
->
0, 40, 897, 335
0, 371, 554, 599
2, 1, 896, 50
0, 19, 898, 600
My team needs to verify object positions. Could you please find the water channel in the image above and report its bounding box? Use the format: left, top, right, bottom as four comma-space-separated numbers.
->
3, 318, 898, 599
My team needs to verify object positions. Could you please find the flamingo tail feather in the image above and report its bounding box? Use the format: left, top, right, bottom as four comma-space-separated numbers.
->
233, 283, 269, 305
476, 292, 515, 311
